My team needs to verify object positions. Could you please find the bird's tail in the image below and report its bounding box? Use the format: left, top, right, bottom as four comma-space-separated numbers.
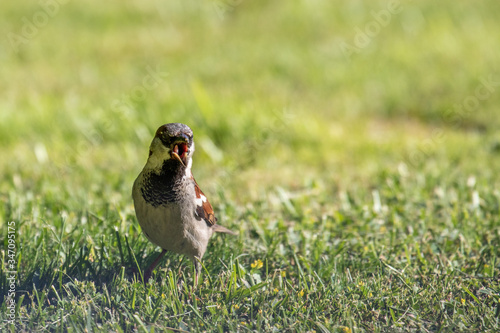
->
212, 224, 238, 235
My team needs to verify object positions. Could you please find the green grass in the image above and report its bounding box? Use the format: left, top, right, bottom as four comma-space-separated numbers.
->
1, 0, 500, 331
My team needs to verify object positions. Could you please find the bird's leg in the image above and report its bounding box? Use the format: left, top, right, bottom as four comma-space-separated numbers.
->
193, 258, 201, 287
144, 249, 167, 284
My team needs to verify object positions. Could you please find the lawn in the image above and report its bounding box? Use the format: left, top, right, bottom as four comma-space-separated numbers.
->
1, 0, 500, 331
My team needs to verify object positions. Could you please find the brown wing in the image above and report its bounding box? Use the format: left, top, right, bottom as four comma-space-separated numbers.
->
192, 177, 217, 226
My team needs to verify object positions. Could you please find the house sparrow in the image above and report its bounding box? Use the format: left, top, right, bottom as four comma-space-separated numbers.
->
132, 123, 236, 284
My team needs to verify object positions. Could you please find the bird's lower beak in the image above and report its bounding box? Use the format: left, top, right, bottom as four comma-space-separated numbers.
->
171, 150, 185, 167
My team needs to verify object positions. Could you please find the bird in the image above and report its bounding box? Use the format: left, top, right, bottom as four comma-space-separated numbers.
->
132, 123, 236, 284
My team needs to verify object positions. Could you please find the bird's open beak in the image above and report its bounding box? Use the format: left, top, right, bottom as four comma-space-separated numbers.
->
170, 136, 189, 167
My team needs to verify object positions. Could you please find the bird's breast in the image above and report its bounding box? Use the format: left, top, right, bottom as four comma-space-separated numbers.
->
132, 171, 211, 258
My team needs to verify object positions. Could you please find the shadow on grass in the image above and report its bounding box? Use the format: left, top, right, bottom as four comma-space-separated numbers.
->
0, 232, 190, 308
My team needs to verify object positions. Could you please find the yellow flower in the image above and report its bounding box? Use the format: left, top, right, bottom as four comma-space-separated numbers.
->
274, 288, 279, 293
339, 327, 352, 333
234, 304, 240, 309
281, 271, 286, 277
461, 298, 465, 305
251, 259, 263, 269
298, 289, 304, 297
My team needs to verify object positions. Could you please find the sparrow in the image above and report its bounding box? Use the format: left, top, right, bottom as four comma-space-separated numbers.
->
132, 123, 236, 284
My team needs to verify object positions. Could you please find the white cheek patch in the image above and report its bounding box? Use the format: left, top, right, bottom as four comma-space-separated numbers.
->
184, 157, 193, 177
182, 142, 194, 178
145, 138, 170, 171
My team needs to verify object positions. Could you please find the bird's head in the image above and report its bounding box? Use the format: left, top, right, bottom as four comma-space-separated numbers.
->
146, 123, 195, 172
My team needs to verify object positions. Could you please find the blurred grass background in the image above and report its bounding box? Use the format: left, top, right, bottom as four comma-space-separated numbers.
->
1, 0, 500, 331
1, 0, 499, 194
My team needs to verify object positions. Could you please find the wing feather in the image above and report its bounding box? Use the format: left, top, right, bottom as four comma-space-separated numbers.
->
192, 177, 217, 226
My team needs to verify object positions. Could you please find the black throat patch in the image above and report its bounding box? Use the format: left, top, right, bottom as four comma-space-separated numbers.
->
141, 159, 186, 207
